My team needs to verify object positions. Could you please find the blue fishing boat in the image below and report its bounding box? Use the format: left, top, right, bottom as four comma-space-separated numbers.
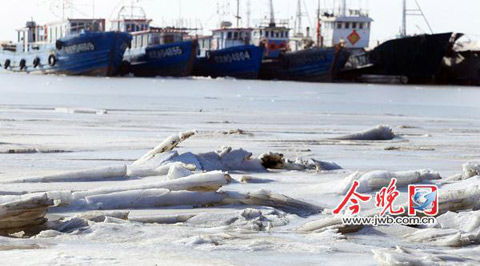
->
0, 19, 131, 76
193, 30, 264, 79
192, 0, 264, 79
112, 5, 197, 77
192, 0, 264, 80
252, 0, 345, 82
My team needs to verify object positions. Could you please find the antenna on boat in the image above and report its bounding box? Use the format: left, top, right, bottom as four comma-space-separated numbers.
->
295, 0, 302, 36
269, 0, 275, 27
235, 0, 241, 28
246, 0, 251, 27
341, 0, 347, 16
401, 0, 434, 37
401, 0, 406, 36
316, 0, 322, 47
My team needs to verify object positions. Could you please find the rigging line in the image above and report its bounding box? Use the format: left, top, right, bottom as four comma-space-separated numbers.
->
414, 0, 433, 34
302, 0, 313, 30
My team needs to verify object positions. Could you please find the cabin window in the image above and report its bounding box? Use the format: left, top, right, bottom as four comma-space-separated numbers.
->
359, 23, 363, 29
275, 32, 279, 38
336, 22, 342, 29
345, 22, 350, 29
151, 35, 160, 45
164, 35, 174, 44
265, 31, 269, 38
234, 32, 238, 39
227, 32, 232, 39
352, 22, 357, 28
286, 31, 289, 38
271, 31, 274, 37
71, 22, 77, 33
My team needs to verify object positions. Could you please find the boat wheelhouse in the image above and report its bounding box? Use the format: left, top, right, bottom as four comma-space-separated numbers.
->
112, 6, 197, 77
252, 22, 290, 59
198, 26, 253, 57
320, 1, 372, 50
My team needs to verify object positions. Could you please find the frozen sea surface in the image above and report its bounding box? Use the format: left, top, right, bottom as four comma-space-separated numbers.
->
0, 73, 479, 265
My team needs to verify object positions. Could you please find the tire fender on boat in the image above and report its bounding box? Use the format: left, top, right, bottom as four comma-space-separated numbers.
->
33, 57, 41, 68
48, 55, 57, 66
4, 59, 10, 69
55, 40, 63, 50
19, 59, 26, 70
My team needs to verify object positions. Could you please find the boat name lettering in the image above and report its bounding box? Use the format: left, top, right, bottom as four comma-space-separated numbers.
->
213, 51, 251, 63
148, 46, 183, 59
62, 42, 95, 54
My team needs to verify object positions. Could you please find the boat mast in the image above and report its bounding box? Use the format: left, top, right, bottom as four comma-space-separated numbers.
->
235, 0, 241, 28
269, 0, 275, 27
295, 0, 302, 36
316, 0, 322, 47
62, 0, 66, 20
401, 0, 433, 37
341, 0, 347, 16
246, 0, 251, 27
401, 0, 407, 37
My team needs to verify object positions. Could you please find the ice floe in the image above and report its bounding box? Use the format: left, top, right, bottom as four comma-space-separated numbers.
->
336, 169, 441, 194
373, 246, 480, 265
8, 165, 128, 183
334, 125, 395, 141
0, 194, 54, 235
259, 152, 342, 171
186, 208, 288, 231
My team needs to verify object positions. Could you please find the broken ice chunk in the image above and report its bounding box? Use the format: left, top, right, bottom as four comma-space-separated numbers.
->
335, 125, 395, 140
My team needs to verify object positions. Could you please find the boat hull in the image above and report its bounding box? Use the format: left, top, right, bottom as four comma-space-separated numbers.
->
193, 45, 264, 79
55, 31, 132, 76
259, 47, 344, 82
126, 40, 197, 77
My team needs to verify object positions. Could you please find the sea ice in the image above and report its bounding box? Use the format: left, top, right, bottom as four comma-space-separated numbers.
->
336, 169, 441, 194
334, 125, 395, 141
0, 194, 53, 235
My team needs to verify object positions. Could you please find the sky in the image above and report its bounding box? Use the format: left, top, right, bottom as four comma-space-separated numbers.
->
0, 0, 479, 45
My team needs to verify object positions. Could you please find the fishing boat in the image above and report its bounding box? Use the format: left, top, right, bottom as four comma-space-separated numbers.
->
193, 27, 264, 79
255, 0, 346, 82
341, 32, 457, 84
338, 1, 457, 84
112, 5, 198, 77
192, 1, 264, 79
0, 19, 131, 76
